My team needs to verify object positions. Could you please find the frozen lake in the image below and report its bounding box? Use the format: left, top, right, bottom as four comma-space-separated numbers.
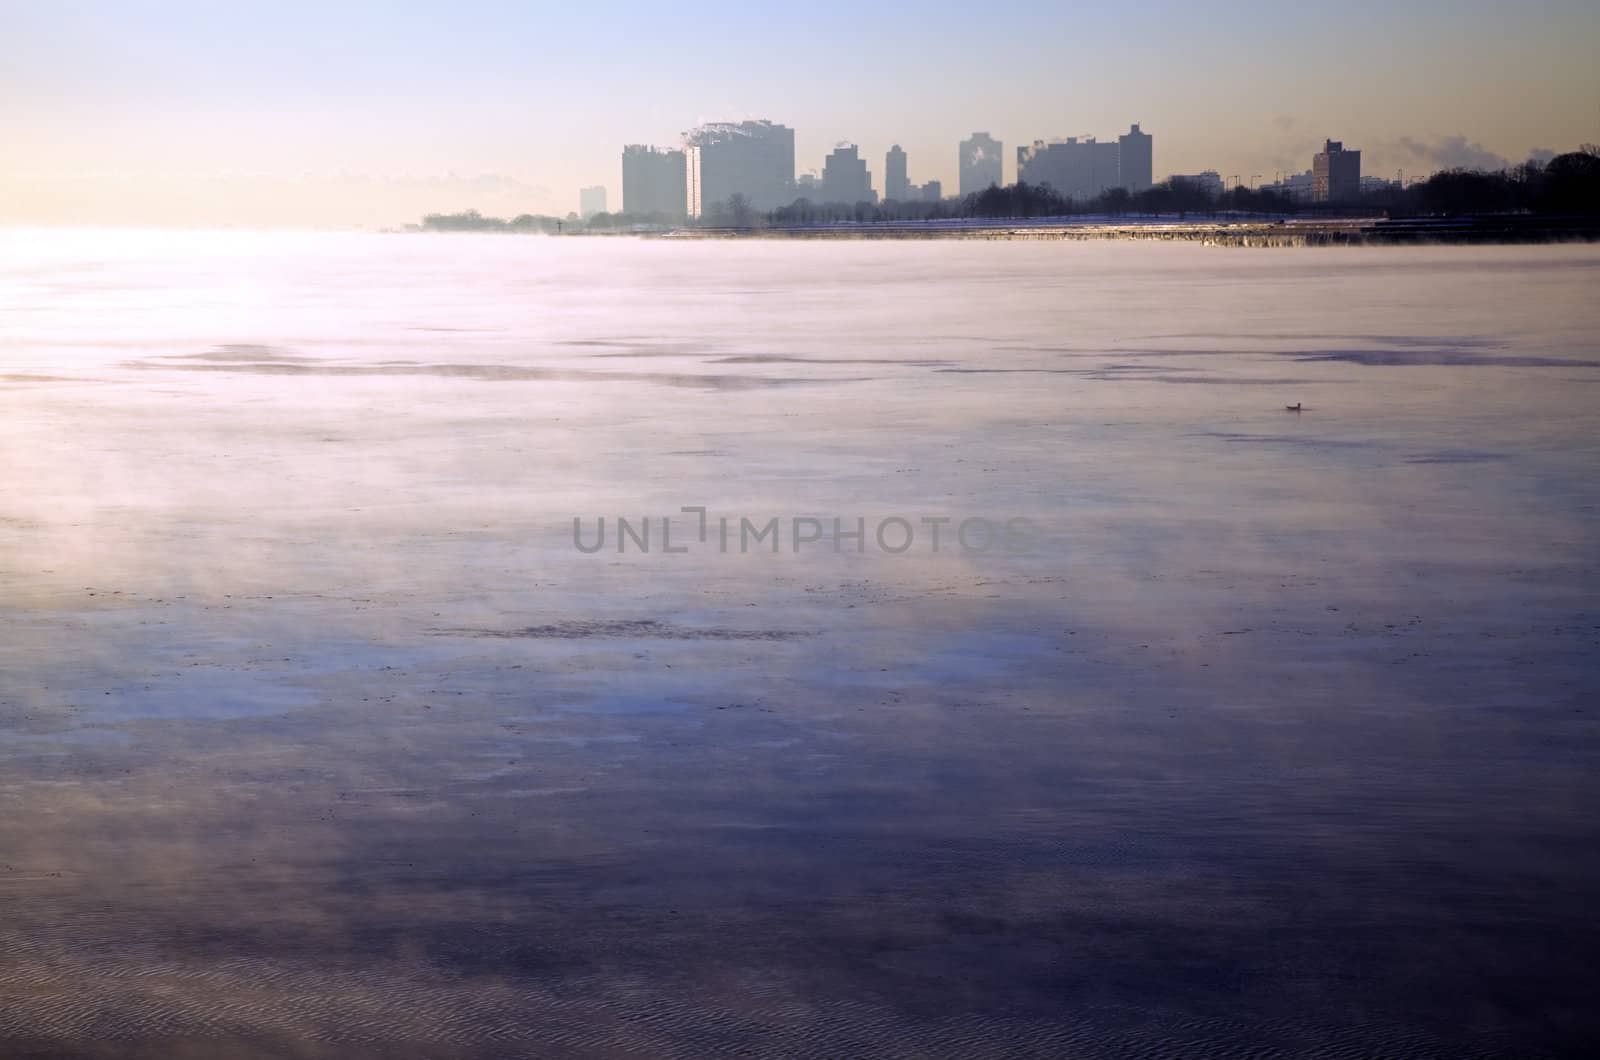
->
2, 231, 1598, 1058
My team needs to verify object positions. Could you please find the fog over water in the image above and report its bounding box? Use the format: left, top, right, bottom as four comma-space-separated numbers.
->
1, 232, 1598, 1058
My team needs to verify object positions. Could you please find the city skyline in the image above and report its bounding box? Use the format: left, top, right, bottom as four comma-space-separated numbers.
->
3, 0, 1597, 227
624, 124, 1159, 220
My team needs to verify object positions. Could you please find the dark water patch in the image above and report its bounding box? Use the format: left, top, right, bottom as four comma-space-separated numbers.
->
1369, 334, 1504, 349
710, 355, 955, 367
936, 367, 1078, 375
1196, 432, 1378, 449
937, 367, 1333, 386
0, 374, 86, 384
1287, 348, 1600, 367
0, 728, 134, 753
128, 360, 864, 390
997, 345, 1232, 358
1403, 449, 1509, 464
1131, 331, 1505, 348
1097, 374, 1332, 385
1163, 376, 1339, 385
434, 619, 810, 641
174, 344, 322, 364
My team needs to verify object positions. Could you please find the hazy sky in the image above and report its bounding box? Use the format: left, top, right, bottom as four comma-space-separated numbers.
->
3, 0, 1597, 227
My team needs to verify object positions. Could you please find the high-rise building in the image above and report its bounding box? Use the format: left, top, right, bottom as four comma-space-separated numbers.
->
1013, 124, 1154, 199
683, 120, 796, 218
821, 143, 875, 204
621, 145, 687, 219
1312, 139, 1361, 203
1015, 137, 1120, 200
1118, 123, 1153, 192
921, 180, 943, 202
959, 132, 1003, 196
579, 186, 607, 219
884, 145, 910, 201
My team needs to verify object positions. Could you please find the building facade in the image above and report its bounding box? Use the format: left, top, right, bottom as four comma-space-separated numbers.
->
821, 144, 875, 204
884, 145, 909, 201
683, 120, 796, 218
621, 145, 687, 219
1013, 124, 1152, 200
1118, 123, 1153, 192
1312, 140, 1361, 203
959, 132, 1003, 196
579, 186, 607, 219
1016, 137, 1120, 200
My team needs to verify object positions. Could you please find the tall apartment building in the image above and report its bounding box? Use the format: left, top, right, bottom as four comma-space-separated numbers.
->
959, 132, 1003, 196
1118, 123, 1153, 192
884, 145, 909, 201
1015, 137, 1120, 199
1312, 139, 1361, 203
621, 145, 687, 219
578, 186, 607, 219
1016, 124, 1154, 199
821, 144, 875, 204
683, 120, 795, 218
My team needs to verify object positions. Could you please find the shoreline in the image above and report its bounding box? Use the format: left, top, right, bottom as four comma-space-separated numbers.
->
657, 215, 1600, 246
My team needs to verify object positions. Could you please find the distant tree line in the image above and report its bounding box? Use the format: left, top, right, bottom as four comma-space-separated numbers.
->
1382, 148, 1600, 216
419, 209, 568, 233
418, 207, 688, 233
756, 145, 1600, 224
415, 147, 1600, 233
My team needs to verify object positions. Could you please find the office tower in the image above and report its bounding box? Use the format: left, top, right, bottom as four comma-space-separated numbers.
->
959, 132, 1003, 196
683, 120, 796, 218
885, 144, 909, 201
579, 186, 607, 219
1118, 123, 1153, 192
1312, 140, 1362, 203
921, 179, 943, 202
821, 143, 875, 204
621, 145, 688, 218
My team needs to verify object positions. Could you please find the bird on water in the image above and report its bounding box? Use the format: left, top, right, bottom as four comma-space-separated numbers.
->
1285, 403, 1303, 412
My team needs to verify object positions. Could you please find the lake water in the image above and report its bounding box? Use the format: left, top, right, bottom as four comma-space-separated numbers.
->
2, 231, 1598, 1058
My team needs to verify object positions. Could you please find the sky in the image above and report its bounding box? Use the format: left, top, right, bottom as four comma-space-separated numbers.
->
2, 0, 1597, 227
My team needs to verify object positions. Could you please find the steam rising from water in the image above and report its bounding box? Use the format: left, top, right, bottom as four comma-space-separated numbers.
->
1, 233, 1598, 1057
